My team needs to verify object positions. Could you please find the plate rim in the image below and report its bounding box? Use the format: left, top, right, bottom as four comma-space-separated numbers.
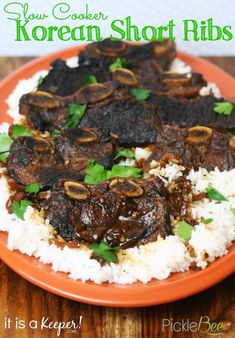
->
0, 45, 235, 307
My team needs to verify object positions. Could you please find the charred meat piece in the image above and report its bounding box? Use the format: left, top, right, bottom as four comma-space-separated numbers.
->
80, 38, 176, 71
167, 176, 193, 224
155, 72, 207, 97
19, 90, 68, 131
80, 101, 162, 146
20, 83, 162, 147
146, 125, 235, 171
39, 39, 176, 96
19, 82, 132, 132
7, 128, 114, 188
44, 177, 171, 248
38, 59, 111, 97
21, 73, 208, 134
150, 95, 235, 131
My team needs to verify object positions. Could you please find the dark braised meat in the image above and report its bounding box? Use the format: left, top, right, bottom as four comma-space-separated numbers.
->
150, 95, 235, 131
20, 72, 209, 135
44, 177, 171, 248
145, 125, 235, 171
154, 72, 206, 98
167, 176, 193, 224
19, 82, 132, 132
6, 128, 114, 188
38, 58, 111, 97
20, 83, 162, 147
79, 38, 176, 72
80, 100, 162, 146
39, 39, 176, 96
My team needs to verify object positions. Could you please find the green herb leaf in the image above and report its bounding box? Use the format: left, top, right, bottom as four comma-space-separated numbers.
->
83, 75, 97, 86
176, 221, 194, 241
206, 186, 228, 201
12, 199, 32, 220
12, 124, 33, 139
214, 102, 233, 116
0, 133, 13, 163
51, 128, 61, 137
84, 160, 108, 185
114, 148, 136, 160
0, 133, 13, 153
231, 208, 235, 216
109, 57, 129, 71
130, 88, 151, 102
107, 165, 141, 179
84, 161, 142, 185
64, 104, 87, 128
25, 183, 40, 194
90, 241, 120, 263
202, 218, 214, 224
37, 75, 44, 86
0, 152, 9, 163
226, 131, 234, 139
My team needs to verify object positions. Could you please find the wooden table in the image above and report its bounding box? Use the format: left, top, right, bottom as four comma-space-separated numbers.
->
0, 56, 234, 338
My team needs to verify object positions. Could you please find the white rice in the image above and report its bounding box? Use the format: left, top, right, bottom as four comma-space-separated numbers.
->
199, 82, 221, 98
170, 58, 192, 74
0, 59, 233, 284
66, 56, 79, 68
6, 70, 48, 124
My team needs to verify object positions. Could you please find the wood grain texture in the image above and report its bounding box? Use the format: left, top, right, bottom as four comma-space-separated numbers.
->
0, 56, 234, 338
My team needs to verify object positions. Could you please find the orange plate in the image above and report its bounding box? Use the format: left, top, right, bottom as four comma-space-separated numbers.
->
0, 47, 235, 307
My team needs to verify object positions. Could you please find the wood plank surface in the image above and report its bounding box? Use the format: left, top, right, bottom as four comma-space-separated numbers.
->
0, 56, 234, 338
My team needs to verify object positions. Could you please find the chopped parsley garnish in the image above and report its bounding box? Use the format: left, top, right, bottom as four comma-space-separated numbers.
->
0, 133, 13, 163
114, 148, 136, 160
51, 128, 61, 137
202, 218, 214, 224
107, 165, 141, 179
83, 75, 97, 86
37, 75, 44, 86
206, 186, 228, 201
64, 104, 87, 128
231, 208, 235, 216
84, 160, 141, 185
84, 161, 108, 185
0, 153, 9, 163
90, 241, 120, 263
214, 102, 233, 116
176, 221, 194, 241
12, 200, 32, 220
12, 124, 33, 138
109, 57, 129, 71
130, 88, 151, 102
25, 183, 40, 194
226, 131, 234, 139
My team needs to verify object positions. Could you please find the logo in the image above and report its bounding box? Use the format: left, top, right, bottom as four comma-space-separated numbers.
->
162, 316, 228, 336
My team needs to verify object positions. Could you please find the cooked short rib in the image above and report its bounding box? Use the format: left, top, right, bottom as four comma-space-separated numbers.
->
145, 125, 235, 171
7, 128, 114, 188
44, 177, 171, 248
155, 72, 207, 98
39, 39, 176, 96
150, 95, 235, 131
20, 82, 162, 146
19, 82, 132, 132
79, 38, 176, 72
20, 70, 208, 137
80, 100, 162, 146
